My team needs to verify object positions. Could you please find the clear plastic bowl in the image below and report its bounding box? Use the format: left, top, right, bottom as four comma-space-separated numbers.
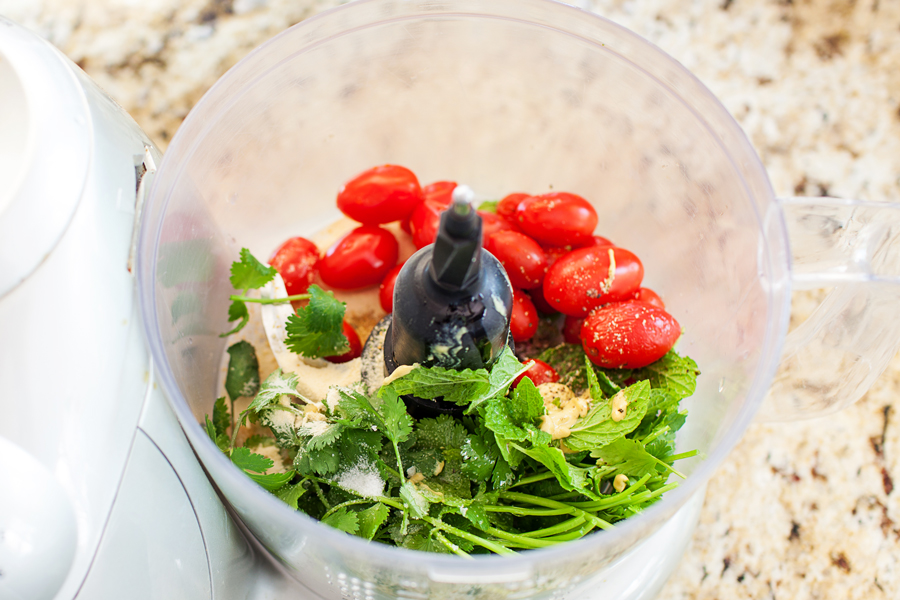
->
139, 0, 793, 597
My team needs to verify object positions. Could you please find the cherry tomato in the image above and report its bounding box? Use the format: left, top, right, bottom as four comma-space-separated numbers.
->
268, 236, 320, 296
542, 245, 644, 316
485, 231, 548, 290
579, 235, 614, 248
319, 226, 399, 290
480, 211, 517, 241
509, 289, 539, 342
632, 287, 665, 309
543, 245, 570, 269
379, 263, 404, 313
337, 165, 424, 225
400, 216, 413, 235
512, 359, 559, 388
527, 286, 558, 315
580, 301, 680, 369
409, 181, 455, 248
497, 193, 530, 220
324, 321, 363, 364
562, 315, 584, 345
515, 192, 598, 247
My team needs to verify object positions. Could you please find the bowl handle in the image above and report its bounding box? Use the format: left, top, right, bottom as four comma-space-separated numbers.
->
761, 196, 900, 421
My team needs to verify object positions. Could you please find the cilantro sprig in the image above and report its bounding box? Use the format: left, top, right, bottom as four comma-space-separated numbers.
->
221, 248, 348, 359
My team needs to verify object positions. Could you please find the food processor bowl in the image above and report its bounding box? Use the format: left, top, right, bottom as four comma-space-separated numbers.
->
138, 0, 793, 597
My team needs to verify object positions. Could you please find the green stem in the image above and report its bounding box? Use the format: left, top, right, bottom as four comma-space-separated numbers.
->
569, 473, 652, 510
543, 521, 596, 542
546, 491, 585, 501
666, 450, 699, 462
424, 517, 516, 556
321, 499, 374, 521
651, 455, 686, 479
520, 516, 586, 539
499, 492, 613, 531
485, 527, 557, 549
230, 293, 311, 304
510, 471, 557, 488
433, 530, 473, 559
483, 505, 572, 517
311, 480, 331, 511
639, 425, 669, 446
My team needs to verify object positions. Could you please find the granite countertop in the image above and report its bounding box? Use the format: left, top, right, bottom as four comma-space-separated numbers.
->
4, 0, 899, 597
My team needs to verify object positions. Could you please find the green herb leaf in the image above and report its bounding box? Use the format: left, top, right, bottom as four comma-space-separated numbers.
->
212, 396, 230, 437
383, 365, 490, 407
357, 503, 391, 540
302, 422, 344, 451
275, 479, 307, 509
400, 482, 431, 519
230, 248, 277, 291
284, 285, 348, 358
478, 200, 499, 213
378, 387, 414, 446
537, 344, 591, 394
222, 300, 250, 336
247, 369, 302, 414
293, 443, 342, 476
509, 377, 545, 426
591, 437, 658, 478
322, 507, 360, 535
564, 380, 652, 453
248, 471, 295, 492
414, 415, 468, 451
514, 443, 595, 498
225, 341, 261, 401
632, 351, 699, 400
231, 446, 274, 473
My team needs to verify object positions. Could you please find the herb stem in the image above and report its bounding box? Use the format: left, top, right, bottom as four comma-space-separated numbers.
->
423, 517, 516, 556
483, 505, 572, 517
519, 516, 586, 538
321, 499, 374, 521
310, 480, 331, 511
230, 293, 311, 304
499, 492, 613, 531
666, 450, 699, 462
484, 527, 557, 549
433, 530, 473, 559
510, 471, 558, 488
639, 425, 669, 446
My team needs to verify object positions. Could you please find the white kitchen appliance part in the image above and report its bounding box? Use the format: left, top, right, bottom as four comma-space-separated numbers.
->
0, 13, 701, 600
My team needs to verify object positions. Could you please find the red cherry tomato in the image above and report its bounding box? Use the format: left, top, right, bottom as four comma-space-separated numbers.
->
336, 165, 424, 225
543, 245, 570, 269
379, 263, 404, 313
632, 287, 665, 309
400, 216, 413, 235
497, 193, 530, 220
542, 245, 644, 316
579, 235, 614, 248
324, 321, 363, 364
581, 301, 680, 369
527, 286, 558, 315
562, 315, 584, 345
480, 211, 517, 241
509, 289, 539, 342
268, 236, 319, 296
512, 359, 559, 388
515, 192, 598, 247
485, 231, 548, 290
409, 181, 455, 248
319, 226, 399, 290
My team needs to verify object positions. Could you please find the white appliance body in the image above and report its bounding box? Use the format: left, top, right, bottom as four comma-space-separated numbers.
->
0, 16, 699, 600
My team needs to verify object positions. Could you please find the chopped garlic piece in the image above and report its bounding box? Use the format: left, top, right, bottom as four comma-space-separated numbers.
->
613, 474, 629, 492
610, 390, 628, 422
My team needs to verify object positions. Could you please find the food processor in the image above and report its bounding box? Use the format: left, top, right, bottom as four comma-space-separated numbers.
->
2, 1, 899, 599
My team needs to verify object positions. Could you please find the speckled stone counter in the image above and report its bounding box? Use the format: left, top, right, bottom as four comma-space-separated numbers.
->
4, 0, 898, 597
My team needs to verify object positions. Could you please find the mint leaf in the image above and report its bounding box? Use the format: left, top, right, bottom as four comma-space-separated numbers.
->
584, 356, 620, 398
275, 479, 306, 509
322, 507, 360, 535
284, 285, 348, 358
537, 344, 591, 394
226, 341, 260, 401
632, 351, 699, 400
509, 377, 545, 426
248, 471, 294, 492
383, 365, 490, 407
591, 438, 658, 478
231, 447, 274, 473
514, 443, 595, 498
564, 380, 652, 453
230, 248, 277, 291
357, 503, 391, 540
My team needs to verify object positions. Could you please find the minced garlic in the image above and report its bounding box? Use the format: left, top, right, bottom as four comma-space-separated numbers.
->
538, 382, 591, 440
613, 474, 629, 492
610, 390, 628, 422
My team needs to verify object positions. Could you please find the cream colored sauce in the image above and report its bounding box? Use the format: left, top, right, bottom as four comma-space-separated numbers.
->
383, 363, 418, 386
537, 382, 591, 440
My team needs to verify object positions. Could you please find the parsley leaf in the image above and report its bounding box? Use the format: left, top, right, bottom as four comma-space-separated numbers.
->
225, 340, 261, 401
284, 285, 348, 358
275, 479, 307, 509
383, 365, 490, 407
322, 507, 360, 535
357, 503, 391, 540
564, 380, 652, 453
230, 248, 277, 291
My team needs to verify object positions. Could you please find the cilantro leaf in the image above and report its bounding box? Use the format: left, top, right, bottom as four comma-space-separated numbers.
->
212, 396, 230, 437
284, 285, 348, 358
334, 387, 382, 427
632, 351, 699, 400
322, 507, 360, 535
382, 365, 490, 407
400, 482, 431, 519
564, 380, 652, 453
230, 248, 277, 291
302, 422, 344, 451
247, 369, 302, 414
231, 446, 274, 473
591, 437, 658, 478
414, 415, 468, 451
293, 443, 342, 476
378, 387, 414, 446
275, 479, 307, 509
514, 443, 595, 499
248, 471, 295, 492
225, 340, 260, 401
357, 503, 391, 540
221, 300, 250, 336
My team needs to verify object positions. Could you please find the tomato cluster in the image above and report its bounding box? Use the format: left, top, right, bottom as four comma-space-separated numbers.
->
269, 164, 682, 371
